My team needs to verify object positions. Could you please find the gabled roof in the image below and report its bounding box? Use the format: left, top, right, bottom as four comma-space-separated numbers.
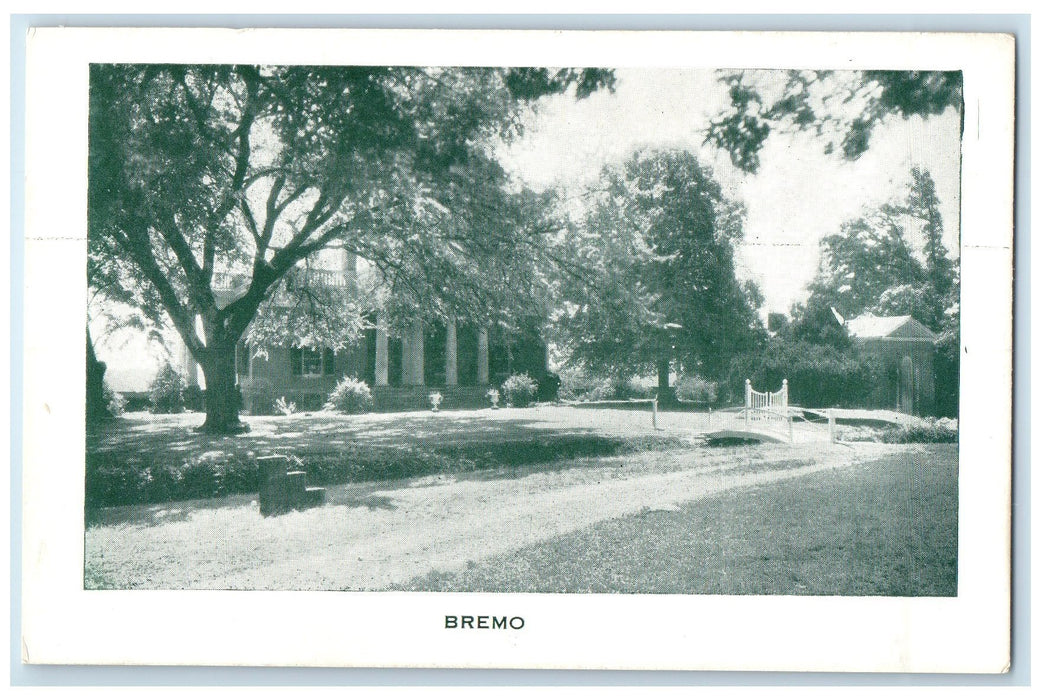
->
846, 314, 936, 341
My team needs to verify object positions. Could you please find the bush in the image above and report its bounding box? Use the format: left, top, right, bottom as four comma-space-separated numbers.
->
617, 376, 656, 400
727, 339, 888, 409
183, 385, 205, 412
148, 365, 187, 414
557, 366, 615, 402
880, 419, 959, 444
325, 376, 373, 414
103, 384, 127, 417
501, 373, 538, 408
536, 372, 561, 402
675, 375, 718, 404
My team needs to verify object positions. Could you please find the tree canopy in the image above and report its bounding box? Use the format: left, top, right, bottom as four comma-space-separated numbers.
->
88, 64, 612, 432
556, 149, 764, 388
789, 167, 958, 343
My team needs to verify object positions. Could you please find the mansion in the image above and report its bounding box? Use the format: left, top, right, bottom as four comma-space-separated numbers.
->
180, 256, 550, 414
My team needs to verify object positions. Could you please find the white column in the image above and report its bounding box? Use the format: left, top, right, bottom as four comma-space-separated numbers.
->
402, 319, 425, 386
445, 319, 458, 386
477, 327, 489, 385
374, 316, 389, 387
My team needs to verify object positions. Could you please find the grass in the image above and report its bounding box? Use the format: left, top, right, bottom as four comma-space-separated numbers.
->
85, 408, 691, 511
399, 444, 958, 596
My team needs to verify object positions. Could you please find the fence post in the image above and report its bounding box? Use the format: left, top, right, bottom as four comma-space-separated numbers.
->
744, 379, 751, 427
828, 409, 836, 443
783, 378, 791, 442
651, 397, 659, 430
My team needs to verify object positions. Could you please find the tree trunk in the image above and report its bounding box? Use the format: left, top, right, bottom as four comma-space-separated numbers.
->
86, 326, 111, 423
656, 356, 675, 405
198, 343, 248, 434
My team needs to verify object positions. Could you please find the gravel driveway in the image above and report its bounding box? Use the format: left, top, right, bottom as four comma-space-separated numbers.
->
85, 440, 908, 590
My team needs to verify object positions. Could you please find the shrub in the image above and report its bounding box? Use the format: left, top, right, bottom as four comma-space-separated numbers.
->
148, 364, 186, 414
274, 396, 297, 416
183, 384, 205, 412
325, 376, 373, 414
557, 365, 615, 402
501, 373, 538, 408
617, 376, 656, 400
727, 339, 888, 409
103, 384, 127, 417
536, 372, 561, 402
675, 375, 718, 405
880, 419, 959, 444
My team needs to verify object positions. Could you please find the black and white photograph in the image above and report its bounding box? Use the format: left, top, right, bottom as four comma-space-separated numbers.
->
21, 28, 1013, 671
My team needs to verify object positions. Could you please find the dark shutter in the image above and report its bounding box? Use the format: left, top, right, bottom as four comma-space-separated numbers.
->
290, 348, 302, 376
323, 348, 335, 376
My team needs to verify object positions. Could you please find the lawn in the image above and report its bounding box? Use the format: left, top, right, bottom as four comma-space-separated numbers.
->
86, 406, 695, 511
400, 444, 958, 596
84, 407, 956, 594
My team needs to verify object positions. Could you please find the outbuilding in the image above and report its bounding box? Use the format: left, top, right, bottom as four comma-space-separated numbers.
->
846, 314, 937, 416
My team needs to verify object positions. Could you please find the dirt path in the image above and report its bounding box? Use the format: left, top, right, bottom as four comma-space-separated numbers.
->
85, 441, 908, 590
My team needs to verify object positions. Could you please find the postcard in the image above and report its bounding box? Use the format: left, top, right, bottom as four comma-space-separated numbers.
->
21, 27, 1013, 671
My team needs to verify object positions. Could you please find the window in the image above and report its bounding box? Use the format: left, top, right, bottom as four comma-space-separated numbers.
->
290, 347, 335, 376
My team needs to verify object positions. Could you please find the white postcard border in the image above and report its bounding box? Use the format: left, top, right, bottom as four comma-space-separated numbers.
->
21, 28, 1014, 672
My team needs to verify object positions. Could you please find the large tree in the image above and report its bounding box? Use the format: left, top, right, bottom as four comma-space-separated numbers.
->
804, 204, 927, 322
794, 167, 956, 334
89, 64, 612, 433
558, 149, 764, 398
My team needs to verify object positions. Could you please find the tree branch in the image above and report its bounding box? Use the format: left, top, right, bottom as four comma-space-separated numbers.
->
109, 226, 204, 358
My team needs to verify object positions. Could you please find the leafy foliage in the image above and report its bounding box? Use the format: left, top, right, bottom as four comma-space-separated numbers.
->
807, 206, 926, 321
325, 376, 374, 414
792, 168, 958, 350
148, 364, 187, 414
707, 70, 963, 173
558, 149, 764, 382
501, 373, 538, 408
103, 384, 127, 417
727, 339, 890, 409
88, 64, 612, 432
674, 375, 718, 405
880, 419, 959, 444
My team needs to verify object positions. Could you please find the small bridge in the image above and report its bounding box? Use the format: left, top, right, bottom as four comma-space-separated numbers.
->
704, 379, 796, 444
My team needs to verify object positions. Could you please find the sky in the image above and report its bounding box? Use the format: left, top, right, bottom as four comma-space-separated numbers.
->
500, 68, 963, 316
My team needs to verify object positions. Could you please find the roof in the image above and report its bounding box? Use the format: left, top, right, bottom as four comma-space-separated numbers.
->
846, 314, 937, 341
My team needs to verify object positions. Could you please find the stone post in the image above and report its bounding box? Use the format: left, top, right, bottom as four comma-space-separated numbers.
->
374, 315, 389, 387
445, 319, 458, 386
476, 327, 489, 385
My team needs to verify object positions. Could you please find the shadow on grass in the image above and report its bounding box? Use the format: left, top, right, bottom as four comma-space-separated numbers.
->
86, 409, 692, 511
325, 492, 396, 511
88, 410, 635, 459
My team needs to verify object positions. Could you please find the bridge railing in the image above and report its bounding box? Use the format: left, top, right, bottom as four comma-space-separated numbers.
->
705, 379, 793, 442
